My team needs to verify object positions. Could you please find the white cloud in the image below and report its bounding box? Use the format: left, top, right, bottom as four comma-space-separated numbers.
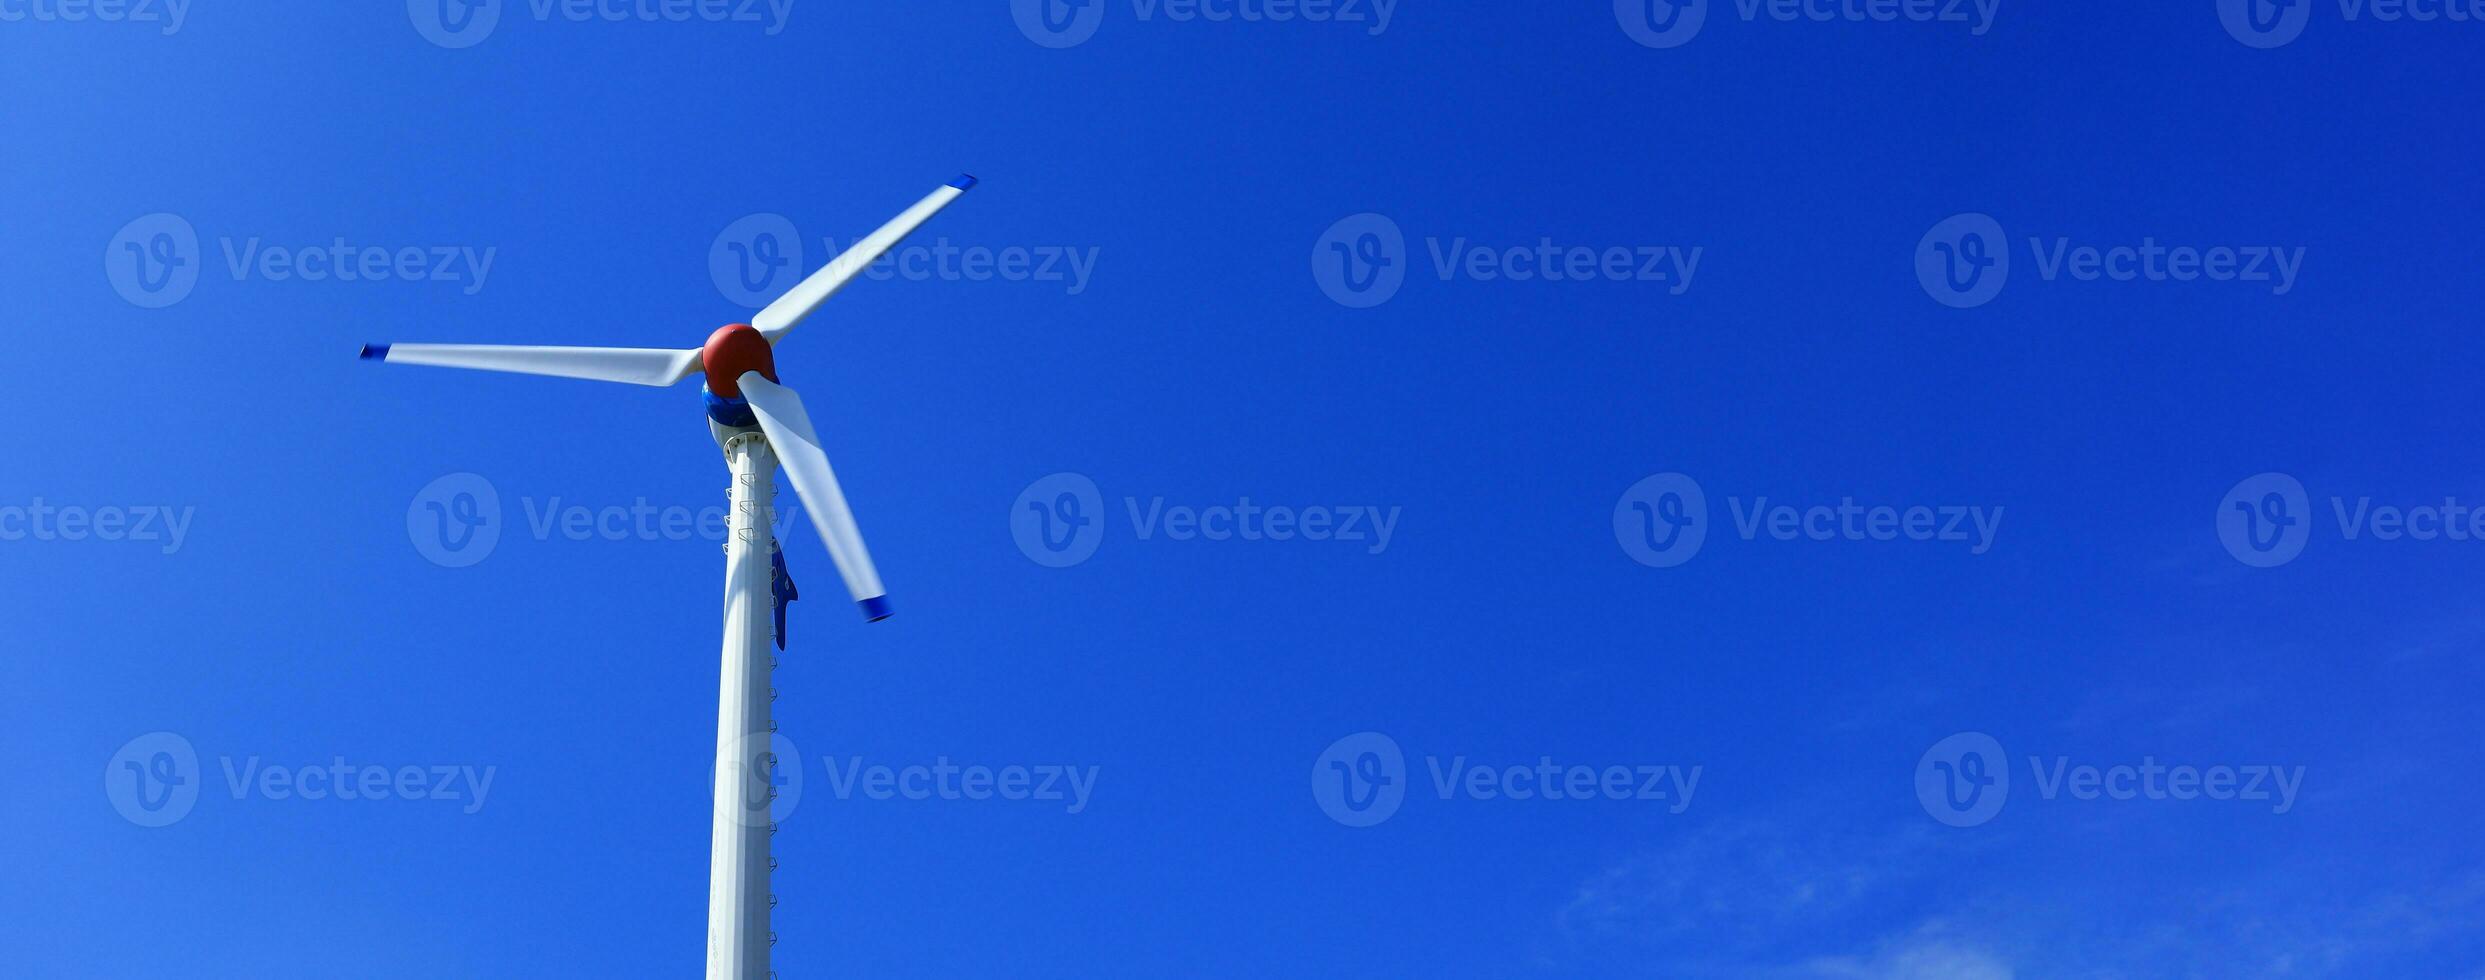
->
1801, 925, 2014, 980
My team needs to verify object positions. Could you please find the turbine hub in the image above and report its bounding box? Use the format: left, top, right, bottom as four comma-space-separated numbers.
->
701, 323, 777, 398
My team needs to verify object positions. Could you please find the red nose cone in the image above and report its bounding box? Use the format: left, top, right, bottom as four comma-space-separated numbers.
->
702, 323, 777, 398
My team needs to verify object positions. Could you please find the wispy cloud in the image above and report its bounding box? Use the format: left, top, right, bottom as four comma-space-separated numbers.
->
1551, 819, 1963, 975
1800, 922, 2014, 980
1547, 819, 2485, 978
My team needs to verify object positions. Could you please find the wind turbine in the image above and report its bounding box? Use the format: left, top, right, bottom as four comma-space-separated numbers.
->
361, 175, 976, 980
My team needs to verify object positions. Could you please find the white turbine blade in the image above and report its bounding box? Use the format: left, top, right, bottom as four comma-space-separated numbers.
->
360, 343, 702, 387
753, 175, 978, 343
737, 372, 890, 621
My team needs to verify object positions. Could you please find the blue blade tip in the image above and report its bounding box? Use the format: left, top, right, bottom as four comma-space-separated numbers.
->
947, 174, 978, 191
858, 595, 892, 622
359, 344, 390, 361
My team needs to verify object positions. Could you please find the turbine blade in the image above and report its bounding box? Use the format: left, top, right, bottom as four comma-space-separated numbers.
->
737, 372, 890, 621
753, 175, 978, 344
359, 343, 702, 387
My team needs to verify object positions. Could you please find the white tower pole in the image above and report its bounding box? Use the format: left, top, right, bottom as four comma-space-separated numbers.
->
707, 431, 778, 980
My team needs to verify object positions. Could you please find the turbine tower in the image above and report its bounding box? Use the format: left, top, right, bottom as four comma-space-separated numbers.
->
360, 175, 976, 980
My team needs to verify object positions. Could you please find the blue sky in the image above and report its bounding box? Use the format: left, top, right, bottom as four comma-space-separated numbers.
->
6, 2, 2485, 977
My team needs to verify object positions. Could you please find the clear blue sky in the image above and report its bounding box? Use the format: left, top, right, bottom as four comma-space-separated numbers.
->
6, 3, 2484, 977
